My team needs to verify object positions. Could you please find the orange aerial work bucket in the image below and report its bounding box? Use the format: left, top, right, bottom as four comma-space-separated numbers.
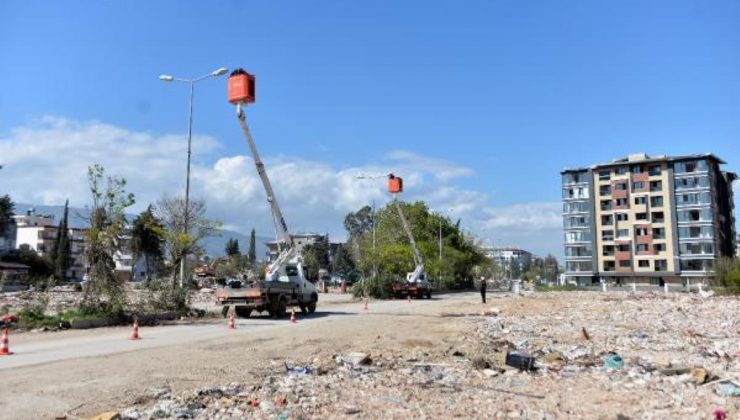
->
228, 69, 256, 104
388, 174, 403, 194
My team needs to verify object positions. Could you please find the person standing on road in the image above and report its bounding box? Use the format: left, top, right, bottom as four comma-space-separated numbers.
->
480, 278, 487, 304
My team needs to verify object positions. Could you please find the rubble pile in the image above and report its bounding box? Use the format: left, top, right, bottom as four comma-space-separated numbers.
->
0, 288, 82, 315
115, 292, 739, 419
0, 287, 219, 317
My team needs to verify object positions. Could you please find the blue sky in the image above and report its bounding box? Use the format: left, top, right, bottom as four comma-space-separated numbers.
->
1, 1, 739, 257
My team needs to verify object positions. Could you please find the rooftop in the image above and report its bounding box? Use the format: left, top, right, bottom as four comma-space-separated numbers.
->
561, 152, 729, 174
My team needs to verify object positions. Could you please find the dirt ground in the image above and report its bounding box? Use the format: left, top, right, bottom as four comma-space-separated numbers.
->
1, 291, 738, 419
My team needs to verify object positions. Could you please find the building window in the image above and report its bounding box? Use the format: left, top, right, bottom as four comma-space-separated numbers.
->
615, 182, 628, 191
680, 259, 711, 271
602, 230, 614, 241
599, 170, 611, 181
602, 245, 614, 256
635, 227, 650, 237
615, 198, 628, 207
635, 196, 647, 205
616, 213, 628, 221
617, 244, 630, 252
617, 229, 629, 238
601, 200, 612, 211
652, 211, 664, 223
619, 260, 632, 268
650, 196, 663, 207
636, 212, 647, 220
636, 244, 649, 253
653, 227, 665, 239
600, 185, 611, 196
648, 165, 661, 176
654, 243, 666, 252
616, 166, 628, 175
632, 181, 646, 191
675, 160, 707, 174
601, 215, 613, 226
638, 260, 650, 268
631, 165, 645, 174
655, 260, 667, 271
678, 226, 713, 239
649, 181, 663, 192
603, 261, 616, 271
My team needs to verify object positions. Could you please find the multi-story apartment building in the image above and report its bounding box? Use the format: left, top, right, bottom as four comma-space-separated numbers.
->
562, 153, 736, 285
13, 211, 88, 281
486, 247, 535, 278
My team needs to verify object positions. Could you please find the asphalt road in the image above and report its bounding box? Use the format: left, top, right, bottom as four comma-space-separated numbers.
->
0, 293, 448, 371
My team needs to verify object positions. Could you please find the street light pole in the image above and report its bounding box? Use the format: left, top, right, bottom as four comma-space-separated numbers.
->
160, 67, 227, 287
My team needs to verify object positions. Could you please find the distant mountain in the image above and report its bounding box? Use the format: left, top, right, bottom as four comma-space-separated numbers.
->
13, 203, 271, 259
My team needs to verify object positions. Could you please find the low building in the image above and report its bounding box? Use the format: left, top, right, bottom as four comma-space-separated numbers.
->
0, 261, 30, 291
266, 232, 329, 262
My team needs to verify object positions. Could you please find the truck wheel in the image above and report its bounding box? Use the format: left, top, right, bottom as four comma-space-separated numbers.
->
426, 291, 432, 299
221, 306, 230, 318
307, 295, 317, 313
276, 299, 288, 318
299, 304, 308, 314
235, 307, 252, 318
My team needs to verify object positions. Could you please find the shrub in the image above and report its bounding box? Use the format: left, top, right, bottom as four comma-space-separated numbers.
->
146, 280, 190, 312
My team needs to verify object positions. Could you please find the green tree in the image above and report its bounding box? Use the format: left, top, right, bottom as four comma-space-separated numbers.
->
155, 195, 221, 288
248, 228, 257, 264
0, 195, 14, 239
225, 238, 240, 257
131, 205, 165, 284
82, 164, 135, 314
344, 205, 374, 239
332, 243, 356, 280
49, 199, 72, 282
1, 244, 54, 287
346, 200, 487, 296
713, 257, 740, 293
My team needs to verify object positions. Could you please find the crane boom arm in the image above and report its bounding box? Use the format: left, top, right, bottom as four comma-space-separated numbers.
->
392, 197, 425, 281
237, 106, 292, 246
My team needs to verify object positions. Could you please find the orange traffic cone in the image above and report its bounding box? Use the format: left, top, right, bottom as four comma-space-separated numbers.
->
0, 328, 11, 356
363, 299, 369, 312
290, 308, 297, 324
130, 320, 140, 340
228, 313, 236, 330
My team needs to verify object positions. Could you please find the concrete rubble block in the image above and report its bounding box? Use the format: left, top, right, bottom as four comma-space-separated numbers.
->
342, 352, 372, 367
87, 412, 121, 420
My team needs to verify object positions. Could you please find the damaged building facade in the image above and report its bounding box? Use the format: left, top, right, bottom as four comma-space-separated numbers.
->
562, 153, 737, 286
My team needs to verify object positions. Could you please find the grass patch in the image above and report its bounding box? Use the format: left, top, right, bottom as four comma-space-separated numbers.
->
17, 305, 123, 330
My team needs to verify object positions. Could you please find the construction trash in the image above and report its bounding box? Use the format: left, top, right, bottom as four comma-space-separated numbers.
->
110, 291, 738, 418
715, 380, 740, 397
603, 354, 624, 370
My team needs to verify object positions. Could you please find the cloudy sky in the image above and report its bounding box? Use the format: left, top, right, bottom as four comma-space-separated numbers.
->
2, 1, 739, 258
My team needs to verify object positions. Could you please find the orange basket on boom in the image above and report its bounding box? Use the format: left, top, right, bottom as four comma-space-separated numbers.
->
228, 69, 256, 104
388, 174, 403, 194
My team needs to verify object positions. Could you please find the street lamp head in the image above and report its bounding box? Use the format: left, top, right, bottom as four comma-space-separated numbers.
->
159, 74, 174, 82
211, 67, 228, 77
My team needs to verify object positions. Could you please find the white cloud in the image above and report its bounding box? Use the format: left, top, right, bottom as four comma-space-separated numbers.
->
481, 202, 562, 230
0, 116, 565, 258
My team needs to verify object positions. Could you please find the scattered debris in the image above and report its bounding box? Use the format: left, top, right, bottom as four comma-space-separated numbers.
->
603, 354, 624, 370
505, 352, 537, 371
715, 380, 740, 397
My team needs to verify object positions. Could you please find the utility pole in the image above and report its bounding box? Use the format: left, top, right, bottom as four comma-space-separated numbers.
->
159, 67, 227, 287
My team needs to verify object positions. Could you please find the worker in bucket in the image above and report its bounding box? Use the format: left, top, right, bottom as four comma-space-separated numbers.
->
480, 277, 487, 304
